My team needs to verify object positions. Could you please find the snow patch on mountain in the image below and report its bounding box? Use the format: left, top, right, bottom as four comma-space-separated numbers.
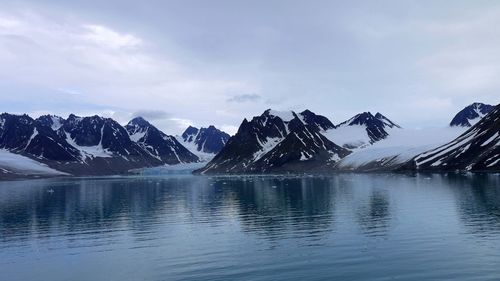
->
253, 137, 282, 161
50, 116, 63, 130
268, 110, 295, 122
65, 132, 112, 159
129, 130, 146, 142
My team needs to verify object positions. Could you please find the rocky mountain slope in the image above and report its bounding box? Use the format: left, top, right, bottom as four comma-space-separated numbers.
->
450, 102, 493, 127
178, 125, 230, 159
196, 109, 350, 174
126, 117, 199, 164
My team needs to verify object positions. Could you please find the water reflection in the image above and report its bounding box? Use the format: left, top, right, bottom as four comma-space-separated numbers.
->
448, 174, 500, 237
0, 174, 499, 243
1, 173, 500, 281
356, 189, 391, 238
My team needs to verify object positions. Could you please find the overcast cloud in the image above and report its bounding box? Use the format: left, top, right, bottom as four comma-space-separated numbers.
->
0, 0, 499, 134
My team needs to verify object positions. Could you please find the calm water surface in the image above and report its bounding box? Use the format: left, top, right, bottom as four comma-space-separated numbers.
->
0, 173, 499, 281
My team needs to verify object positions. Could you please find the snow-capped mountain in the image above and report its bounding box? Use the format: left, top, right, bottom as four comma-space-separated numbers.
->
298, 109, 336, 131
322, 112, 400, 149
0, 113, 81, 162
0, 113, 201, 177
125, 117, 199, 164
196, 109, 350, 174
450, 102, 494, 127
2, 104, 497, 177
410, 104, 500, 171
62, 114, 153, 161
179, 125, 230, 157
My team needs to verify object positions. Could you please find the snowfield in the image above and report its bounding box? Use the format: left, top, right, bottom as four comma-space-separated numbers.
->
0, 149, 68, 176
337, 127, 466, 169
323, 125, 374, 149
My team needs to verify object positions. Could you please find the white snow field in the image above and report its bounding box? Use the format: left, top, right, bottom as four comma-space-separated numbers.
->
323, 125, 374, 149
0, 149, 68, 175
337, 127, 467, 169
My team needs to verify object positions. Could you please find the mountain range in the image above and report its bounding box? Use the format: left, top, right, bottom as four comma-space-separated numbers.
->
196, 109, 401, 174
0, 113, 228, 177
0, 102, 498, 178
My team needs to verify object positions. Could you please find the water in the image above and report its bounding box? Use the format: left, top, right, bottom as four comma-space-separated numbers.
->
0, 173, 499, 281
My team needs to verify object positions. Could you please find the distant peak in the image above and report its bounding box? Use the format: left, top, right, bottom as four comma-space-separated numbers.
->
450, 102, 494, 127
182, 125, 199, 137
351, 112, 376, 121
471, 102, 485, 107
127, 116, 152, 128
359, 111, 374, 117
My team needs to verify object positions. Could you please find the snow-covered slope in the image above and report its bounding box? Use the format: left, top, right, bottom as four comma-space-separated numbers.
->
323, 125, 373, 149
411, 104, 500, 171
0, 149, 68, 176
337, 127, 466, 171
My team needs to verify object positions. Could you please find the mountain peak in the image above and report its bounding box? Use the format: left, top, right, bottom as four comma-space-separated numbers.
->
181, 126, 199, 140
299, 109, 335, 131
341, 112, 378, 127
179, 125, 230, 155
35, 115, 65, 131
450, 102, 494, 127
127, 116, 151, 128
330, 111, 397, 148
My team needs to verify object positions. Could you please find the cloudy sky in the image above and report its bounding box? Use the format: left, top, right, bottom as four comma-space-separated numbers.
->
0, 0, 499, 134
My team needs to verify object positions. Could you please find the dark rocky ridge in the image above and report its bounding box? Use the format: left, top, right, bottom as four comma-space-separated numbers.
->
337, 111, 399, 143
196, 109, 350, 174
450, 102, 494, 127
126, 117, 199, 164
180, 125, 230, 154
